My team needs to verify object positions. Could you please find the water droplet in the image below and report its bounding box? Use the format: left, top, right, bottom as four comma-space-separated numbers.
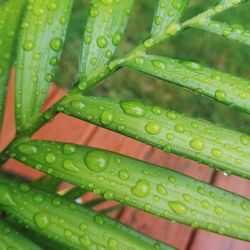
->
104, 190, 113, 200
63, 160, 79, 172
46, 153, 56, 163
17, 144, 37, 155
118, 170, 129, 180
85, 150, 109, 172
181, 61, 202, 70
211, 148, 223, 158
33, 211, 50, 229
189, 138, 204, 151
108, 238, 118, 249
215, 90, 227, 101
166, 111, 177, 120
131, 179, 150, 198
240, 135, 249, 145
71, 101, 85, 109
101, 110, 113, 125
112, 31, 122, 46
94, 215, 104, 226
79, 223, 88, 231
154, 16, 162, 26
215, 206, 222, 215
63, 144, 77, 155
168, 201, 188, 215
0, 184, 16, 206
97, 35, 108, 48
19, 183, 30, 192
23, 40, 34, 51
120, 100, 147, 118
34, 194, 44, 204
152, 106, 162, 115
156, 184, 168, 196
145, 122, 161, 135
79, 235, 92, 247
201, 200, 209, 209
152, 60, 165, 70
101, 0, 113, 5
50, 37, 63, 52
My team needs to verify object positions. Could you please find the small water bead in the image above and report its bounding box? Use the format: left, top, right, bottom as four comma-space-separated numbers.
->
101, 110, 113, 125
19, 183, 30, 193
63, 144, 77, 155
154, 16, 162, 26
201, 200, 209, 209
240, 135, 249, 145
215, 90, 227, 101
156, 184, 168, 196
120, 100, 147, 118
152, 106, 162, 115
17, 144, 37, 155
183, 194, 191, 202
189, 138, 205, 151
166, 111, 177, 120
63, 160, 79, 172
145, 122, 161, 135
118, 170, 129, 180
168, 201, 188, 215
97, 35, 108, 48
94, 215, 104, 226
79, 235, 92, 247
0, 184, 16, 206
108, 238, 118, 249
34, 194, 44, 204
175, 124, 184, 133
181, 61, 202, 70
134, 57, 145, 65
33, 211, 50, 229
112, 31, 122, 46
152, 60, 165, 70
46, 153, 57, 163
131, 179, 151, 198
46, 2, 57, 11
166, 133, 175, 140
50, 37, 63, 52
85, 150, 109, 172
23, 40, 34, 51
79, 223, 88, 231
215, 206, 222, 215
211, 148, 223, 158
71, 101, 85, 109
101, 0, 113, 5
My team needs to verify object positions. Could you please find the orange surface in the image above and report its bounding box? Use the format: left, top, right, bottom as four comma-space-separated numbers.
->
1, 74, 250, 249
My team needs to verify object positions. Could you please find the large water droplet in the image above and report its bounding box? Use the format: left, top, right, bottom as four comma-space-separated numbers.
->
101, 0, 113, 6
85, 150, 109, 172
120, 101, 147, 118
215, 90, 227, 101
23, 40, 34, 51
131, 179, 150, 198
97, 35, 108, 48
145, 122, 161, 135
189, 138, 204, 151
17, 144, 37, 155
33, 211, 50, 229
101, 110, 113, 125
108, 238, 118, 249
112, 31, 122, 46
0, 184, 16, 206
46, 153, 56, 163
156, 184, 168, 196
168, 201, 188, 215
152, 60, 165, 70
63, 160, 79, 172
50, 38, 63, 52
211, 148, 223, 158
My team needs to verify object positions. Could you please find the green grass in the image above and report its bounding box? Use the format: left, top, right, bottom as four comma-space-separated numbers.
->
56, 0, 250, 134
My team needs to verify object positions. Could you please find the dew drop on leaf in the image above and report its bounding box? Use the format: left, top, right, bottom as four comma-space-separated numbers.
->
96, 35, 108, 48
168, 201, 188, 215
22, 40, 34, 51
189, 138, 205, 151
0, 184, 16, 206
33, 211, 50, 229
131, 179, 151, 198
100, 0, 114, 6
215, 90, 227, 101
46, 153, 57, 163
85, 150, 109, 172
63, 144, 77, 155
101, 110, 113, 125
120, 100, 147, 118
17, 144, 37, 155
63, 160, 79, 172
152, 60, 165, 70
156, 184, 168, 196
145, 122, 161, 135
50, 37, 63, 52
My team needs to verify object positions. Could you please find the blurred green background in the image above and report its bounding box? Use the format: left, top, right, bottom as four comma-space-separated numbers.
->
56, 0, 250, 134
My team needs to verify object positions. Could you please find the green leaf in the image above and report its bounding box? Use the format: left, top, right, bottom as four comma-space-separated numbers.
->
122, 54, 250, 113
78, 0, 134, 86
0, 219, 42, 250
192, 20, 250, 46
0, 176, 174, 250
0, 0, 26, 132
59, 95, 250, 179
15, 0, 74, 132
12, 140, 250, 241
151, 0, 188, 36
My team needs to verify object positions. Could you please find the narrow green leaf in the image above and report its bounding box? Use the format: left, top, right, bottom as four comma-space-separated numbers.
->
192, 20, 250, 46
122, 54, 250, 113
15, 0, 74, 132
0, 219, 42, 250
60, 95, 250, 179
12, 140, 250, 241
0, 0, 26, 131
151, 0, 188, 36
78, 0, 134, 85
0, 176, 174, 250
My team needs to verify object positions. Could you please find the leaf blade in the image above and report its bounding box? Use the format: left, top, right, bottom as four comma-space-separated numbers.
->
78, 0, 134, 83
0, 0, 26, 132
0, 176, 174, 250
122, 54, 250, 113
59, 95, 250, 179
15, 0, 74, 132
11, 140, 250, 242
